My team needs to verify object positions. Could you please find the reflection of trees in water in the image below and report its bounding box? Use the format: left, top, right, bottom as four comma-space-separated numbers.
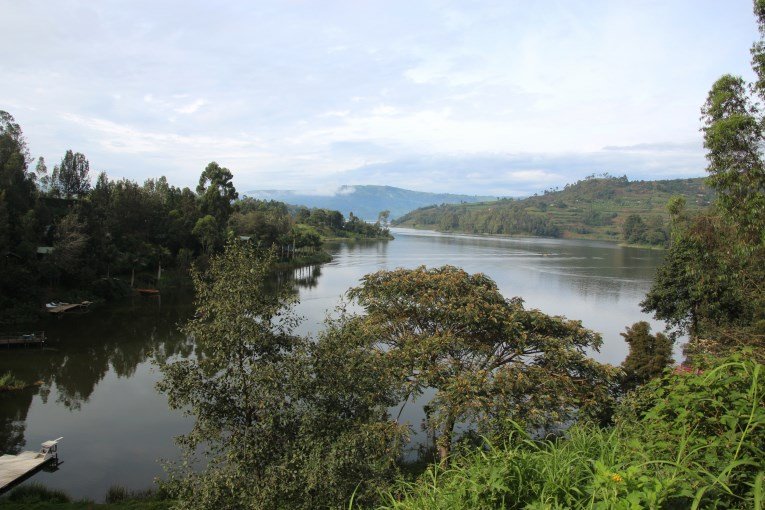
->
530, 245, 662, 300
0, 387, 35, 454
290, 265, 322, 289
0, 289, 198, 450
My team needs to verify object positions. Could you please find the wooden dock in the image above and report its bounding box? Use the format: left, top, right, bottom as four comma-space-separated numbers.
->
0, 332, 45, 348
0, 438, 62, 494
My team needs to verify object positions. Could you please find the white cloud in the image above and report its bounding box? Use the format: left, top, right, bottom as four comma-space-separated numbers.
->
0, 0, 757, 194
175, 99, 206, 114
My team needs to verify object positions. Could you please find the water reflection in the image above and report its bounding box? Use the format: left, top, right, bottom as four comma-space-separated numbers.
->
0, 289, 197, 456
290, 264, 322, 289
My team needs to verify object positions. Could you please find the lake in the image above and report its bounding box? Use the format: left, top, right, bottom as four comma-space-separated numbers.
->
0, 228, 666, 500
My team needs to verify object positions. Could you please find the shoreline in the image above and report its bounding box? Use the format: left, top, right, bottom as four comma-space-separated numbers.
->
392, 223, 666, 250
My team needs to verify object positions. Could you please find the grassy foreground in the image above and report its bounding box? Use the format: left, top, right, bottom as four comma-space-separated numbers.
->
376, 353, 764, 509
0, 485, 171, 510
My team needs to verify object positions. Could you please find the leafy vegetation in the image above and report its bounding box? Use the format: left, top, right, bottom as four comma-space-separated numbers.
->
0, 371, 27, 392
619, 322, 673, 392
346, 265, 617, 463
379, 353, 764, 509
156, 240, 405, 509
394, 175, 712, 246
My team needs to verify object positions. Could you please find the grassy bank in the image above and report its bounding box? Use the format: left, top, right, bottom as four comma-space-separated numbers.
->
394, 222, 665, 250
377, 353, 764, 509
0, 484, 171, 510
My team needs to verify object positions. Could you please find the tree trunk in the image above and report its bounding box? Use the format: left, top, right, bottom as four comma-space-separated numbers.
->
437, 413, 457, 467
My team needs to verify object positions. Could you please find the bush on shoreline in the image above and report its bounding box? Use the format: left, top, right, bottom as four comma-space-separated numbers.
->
378, 352, 764, 509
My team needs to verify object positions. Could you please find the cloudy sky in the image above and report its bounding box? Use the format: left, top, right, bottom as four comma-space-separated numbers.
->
0, 0, 757, 196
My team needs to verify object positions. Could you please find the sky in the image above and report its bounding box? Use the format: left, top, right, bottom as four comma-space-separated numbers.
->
0, 0, 758, 196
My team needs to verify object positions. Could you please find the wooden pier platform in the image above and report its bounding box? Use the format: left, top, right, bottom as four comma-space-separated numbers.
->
0, 452, 51, 492
0, 438, 62, 493
0, 332, 45, 348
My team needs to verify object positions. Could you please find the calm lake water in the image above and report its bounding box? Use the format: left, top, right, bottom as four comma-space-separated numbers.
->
0, 228, 666, 500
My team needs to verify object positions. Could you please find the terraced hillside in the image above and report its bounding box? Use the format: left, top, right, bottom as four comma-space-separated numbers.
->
393, 176, 714, 245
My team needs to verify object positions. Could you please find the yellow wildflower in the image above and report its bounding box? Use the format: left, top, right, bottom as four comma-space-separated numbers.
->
610, 473, 623, 483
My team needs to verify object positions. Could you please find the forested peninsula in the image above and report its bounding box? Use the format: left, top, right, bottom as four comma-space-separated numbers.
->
394, 175, 714, 247
0, 112, 390, 325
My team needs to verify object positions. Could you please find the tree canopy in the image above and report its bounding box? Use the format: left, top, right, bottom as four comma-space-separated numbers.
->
157, 240, 406, 509
619, 321, 673, 391
51, 150, 91, 198
347, 265, 617, 462
196, 161, 238, 227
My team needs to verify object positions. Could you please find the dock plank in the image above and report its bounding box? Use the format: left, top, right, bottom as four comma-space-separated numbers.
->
0, 452, 49, 491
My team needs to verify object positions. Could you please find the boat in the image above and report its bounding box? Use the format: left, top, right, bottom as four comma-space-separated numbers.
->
0, 437, 63, 493
46, 301, 92, 314
136, 288, 160, 296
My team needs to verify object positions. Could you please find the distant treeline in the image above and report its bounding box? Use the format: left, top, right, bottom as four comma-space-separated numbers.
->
394, 174, 714, 246
0, 111, 390, 324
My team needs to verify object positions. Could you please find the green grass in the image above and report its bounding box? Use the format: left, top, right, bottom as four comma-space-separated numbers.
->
0, 484, 172, 510
374, 353, 764, 509
0, 371, 26, 391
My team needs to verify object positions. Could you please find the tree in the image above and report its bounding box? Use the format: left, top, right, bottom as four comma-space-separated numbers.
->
288, 223, 322, 250
157, 240, 405, 509
34, 156, 50, 191
196, 161, 238, 227
620, 322, 673, 391
157, 241, 299, 507
0, 111, 35, 241
641, 212, 749, 342
347, 265, 617, 464
0, 111, 39, 321
643, 1, 765, 349
192, 214, 218, 254
697, 1, 765, 244
49, 210, 90, 285
51, 150, 91, 198
377, 210, 390, 226
622, 214, 647, 244
702, 74, 764, 243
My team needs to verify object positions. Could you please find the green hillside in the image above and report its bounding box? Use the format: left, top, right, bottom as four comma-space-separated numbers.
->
393, 175, 714, 246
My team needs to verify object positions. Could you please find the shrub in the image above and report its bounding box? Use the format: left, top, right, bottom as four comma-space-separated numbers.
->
378, 353, 765, 509
5, 483, 71, 503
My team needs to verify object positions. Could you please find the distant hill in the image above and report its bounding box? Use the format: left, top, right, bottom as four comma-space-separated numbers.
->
244, 185, 498, 221
393, 176, 714, 245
